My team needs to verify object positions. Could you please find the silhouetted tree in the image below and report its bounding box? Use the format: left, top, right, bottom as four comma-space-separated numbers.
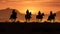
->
9, 9, 17, 22
36, 11, 44, 22
25, 9, 32, 22
47, 11, 56, 22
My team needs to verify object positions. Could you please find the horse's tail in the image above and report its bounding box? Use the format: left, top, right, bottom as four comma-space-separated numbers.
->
36, 15, 38, 19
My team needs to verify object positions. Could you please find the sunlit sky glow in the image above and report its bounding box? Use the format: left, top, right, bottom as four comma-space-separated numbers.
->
0, 0, 60, 14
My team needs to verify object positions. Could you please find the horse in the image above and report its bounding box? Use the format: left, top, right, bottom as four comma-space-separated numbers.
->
36, 13, 44, 22
47, 13, 56, 22
9, 10, 17, 22
25, 13, 31, 22
9, 14, 17, 22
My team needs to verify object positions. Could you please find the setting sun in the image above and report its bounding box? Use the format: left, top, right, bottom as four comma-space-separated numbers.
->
18, 7, 41, 14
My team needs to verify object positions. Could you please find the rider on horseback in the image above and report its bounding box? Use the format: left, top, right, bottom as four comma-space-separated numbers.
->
9, 9, 17, 22
25, 9, 32, 22
36, 11, 44, 22
47, 11, 56, 22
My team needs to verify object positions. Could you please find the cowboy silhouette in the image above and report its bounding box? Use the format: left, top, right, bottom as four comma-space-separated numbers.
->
47, 11, 56, 22
36, 11, 44, 22
25, 9, 32, 22
9, 9, 17, 22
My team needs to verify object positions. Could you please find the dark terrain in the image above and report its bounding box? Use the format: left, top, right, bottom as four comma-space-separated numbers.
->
0, 22, 60, 34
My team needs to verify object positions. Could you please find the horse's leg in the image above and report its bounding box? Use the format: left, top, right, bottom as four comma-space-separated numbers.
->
28, 19, 29, 22
41, 19, 42, 22
11, 19, 13, 22
27, 19, 29, 23
50, 20, 51, 23
53, 19, 55, 23
28, 19, 30, 23
14, 19, 16, 22
11, 19, 14, 22
12, 19, 14, 22
38, 19, 39, 22
37, 19, 39, 22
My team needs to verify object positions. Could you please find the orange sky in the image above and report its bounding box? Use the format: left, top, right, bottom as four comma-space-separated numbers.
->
0, 0, 60, 14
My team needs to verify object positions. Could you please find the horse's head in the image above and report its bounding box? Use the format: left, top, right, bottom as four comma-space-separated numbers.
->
42, 13, 44, 16
53, 13, 56, 16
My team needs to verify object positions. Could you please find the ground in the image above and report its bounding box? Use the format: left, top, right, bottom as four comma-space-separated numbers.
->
0, 22, 60, 34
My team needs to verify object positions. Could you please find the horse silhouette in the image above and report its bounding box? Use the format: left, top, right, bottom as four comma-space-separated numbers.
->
36, 11, 44, 22
25, 10, 32, 22
47, 11, 56, 22
9, 9, 17, 22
